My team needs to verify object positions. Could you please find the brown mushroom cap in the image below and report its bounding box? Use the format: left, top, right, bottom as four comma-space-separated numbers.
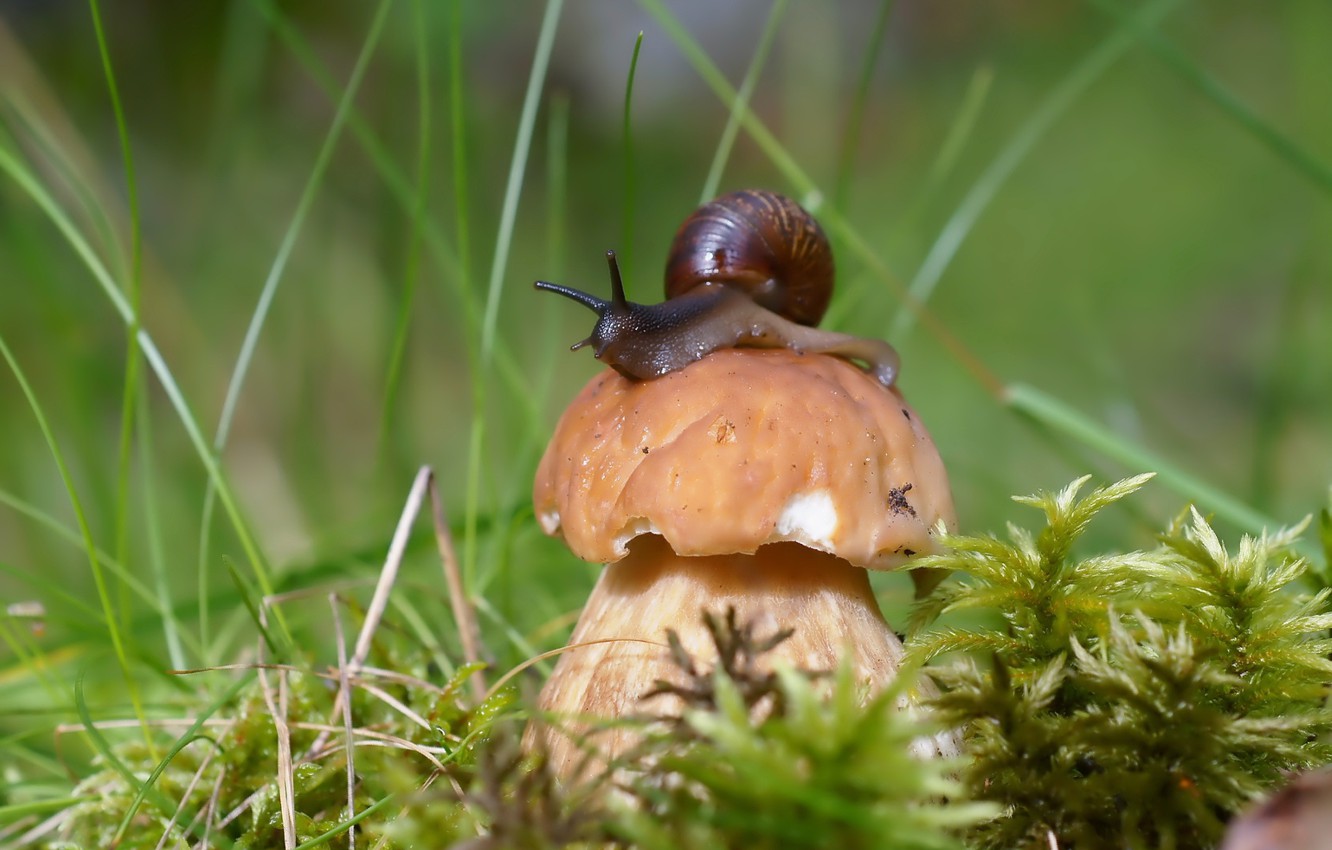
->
533, 348, 955, 570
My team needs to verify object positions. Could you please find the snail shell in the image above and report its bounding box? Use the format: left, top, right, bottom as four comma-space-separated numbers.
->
664, 189, 833, 327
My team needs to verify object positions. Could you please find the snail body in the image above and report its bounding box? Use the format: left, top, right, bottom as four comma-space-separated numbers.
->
535, 189, 901, 386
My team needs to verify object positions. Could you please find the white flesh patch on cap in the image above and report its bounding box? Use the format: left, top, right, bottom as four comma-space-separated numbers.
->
775, 491, 838, 549
538, 508, 561, 535
614, 516, 662, 557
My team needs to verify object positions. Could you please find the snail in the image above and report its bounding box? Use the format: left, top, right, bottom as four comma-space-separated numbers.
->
534, 189, 901, 386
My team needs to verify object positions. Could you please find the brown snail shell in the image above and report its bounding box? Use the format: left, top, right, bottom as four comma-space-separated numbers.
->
664, 189, 834, 327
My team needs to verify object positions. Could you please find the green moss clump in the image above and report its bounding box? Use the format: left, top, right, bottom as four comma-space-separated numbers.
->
910, 475, 1332, 850
608, 610, 996, 850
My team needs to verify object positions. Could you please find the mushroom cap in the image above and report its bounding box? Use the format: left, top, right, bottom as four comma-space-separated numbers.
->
534, 348, 955, 570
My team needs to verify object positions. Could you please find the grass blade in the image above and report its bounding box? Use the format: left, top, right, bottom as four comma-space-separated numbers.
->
637, 0, 1004, 397
292, 794, 396, 850
621, 29, 644, 276
0, 333, 150, 743
197, 0, 394, 655
0, 796, 97, 825
213, 0, 392, 451
0, 143, 281, 649
110, 673, 251, 848
0, 488, 207, 659
377, 0, 434, 466
1005, 382, 1317, 560
137, 385, 185, 670
889, 0, 1183, 339
0, 616, 61, 704
699, 0, 786, 204
833, 0, 894, 210
71, 674, 194, 842
86, 0, 147, 638
1090, 0, 1332, 196
241, 1, 547, 441
448, 0, 473, 301
546, 92, 570, 282
921, 65, 995, 196
479, 0, 565, 366
466, 0, 565, 590
826, 63, 995, 331
637, 0, 815, 199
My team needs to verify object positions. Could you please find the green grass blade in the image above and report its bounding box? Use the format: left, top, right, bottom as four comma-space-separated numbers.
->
0, 78, 125, 277
388, 595, 456, 679
0, 617, 61, 704
378, 0, 434, 465
204, 0, 267, 176
826, 63, 994, 330
87, 0, 147, 638
922, 66, 995, 194
0, 489, 207, 660
0, 332, 150, 743
1320, 503, 1332, 573
224, 558, 283, 660
110, 673, 250, 848
466, 0, 565, 589
1005, 382, 1317, 560
213, 0, 391, 451
0, 144, 279, 647
244, 0, 464, 324
292, 793, 396, 850
479, 0, 564, 366
470, 594, 549, 677
546, 91, 570, 281
638, 0, 814, 198
635, 0, 904, 299
531, 91, 571, 438
71, 673, 192, 841
1090, 0, 1332, 196
889, 0, 1183, 340
448, 0, 473, 296
137, 386, 185, 670
196, 0, 391, 654
699, 0, 786, 204
243, 1, 547, 441
621, 29, 644, 275
833, 0, 894, 210
0, 558, 106, 630
85, 3, 139, 271
448, 0, 484, 595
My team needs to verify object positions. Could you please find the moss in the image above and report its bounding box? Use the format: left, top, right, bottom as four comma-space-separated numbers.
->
911, 475, 1332, 849
42, 477, 1332, 849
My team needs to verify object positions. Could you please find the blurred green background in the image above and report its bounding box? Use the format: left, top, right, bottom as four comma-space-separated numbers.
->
0, 0, 1329, 742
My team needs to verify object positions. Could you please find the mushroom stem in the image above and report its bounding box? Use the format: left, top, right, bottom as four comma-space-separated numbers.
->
529, 535, 952, 780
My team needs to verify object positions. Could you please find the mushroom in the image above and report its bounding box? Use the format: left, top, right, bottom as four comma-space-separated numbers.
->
1220, 769, 1332, 850
528, 347, 958, 779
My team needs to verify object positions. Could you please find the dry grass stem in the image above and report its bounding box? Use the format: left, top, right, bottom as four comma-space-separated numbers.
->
197, 771, 226, 850
331, 594, 359, 850
428, 470, 488, 700
258, 593, 297, 850
153, 746, 217, 850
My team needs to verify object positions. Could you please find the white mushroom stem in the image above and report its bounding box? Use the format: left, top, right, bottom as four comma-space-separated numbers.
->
528, 535, 954, 781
